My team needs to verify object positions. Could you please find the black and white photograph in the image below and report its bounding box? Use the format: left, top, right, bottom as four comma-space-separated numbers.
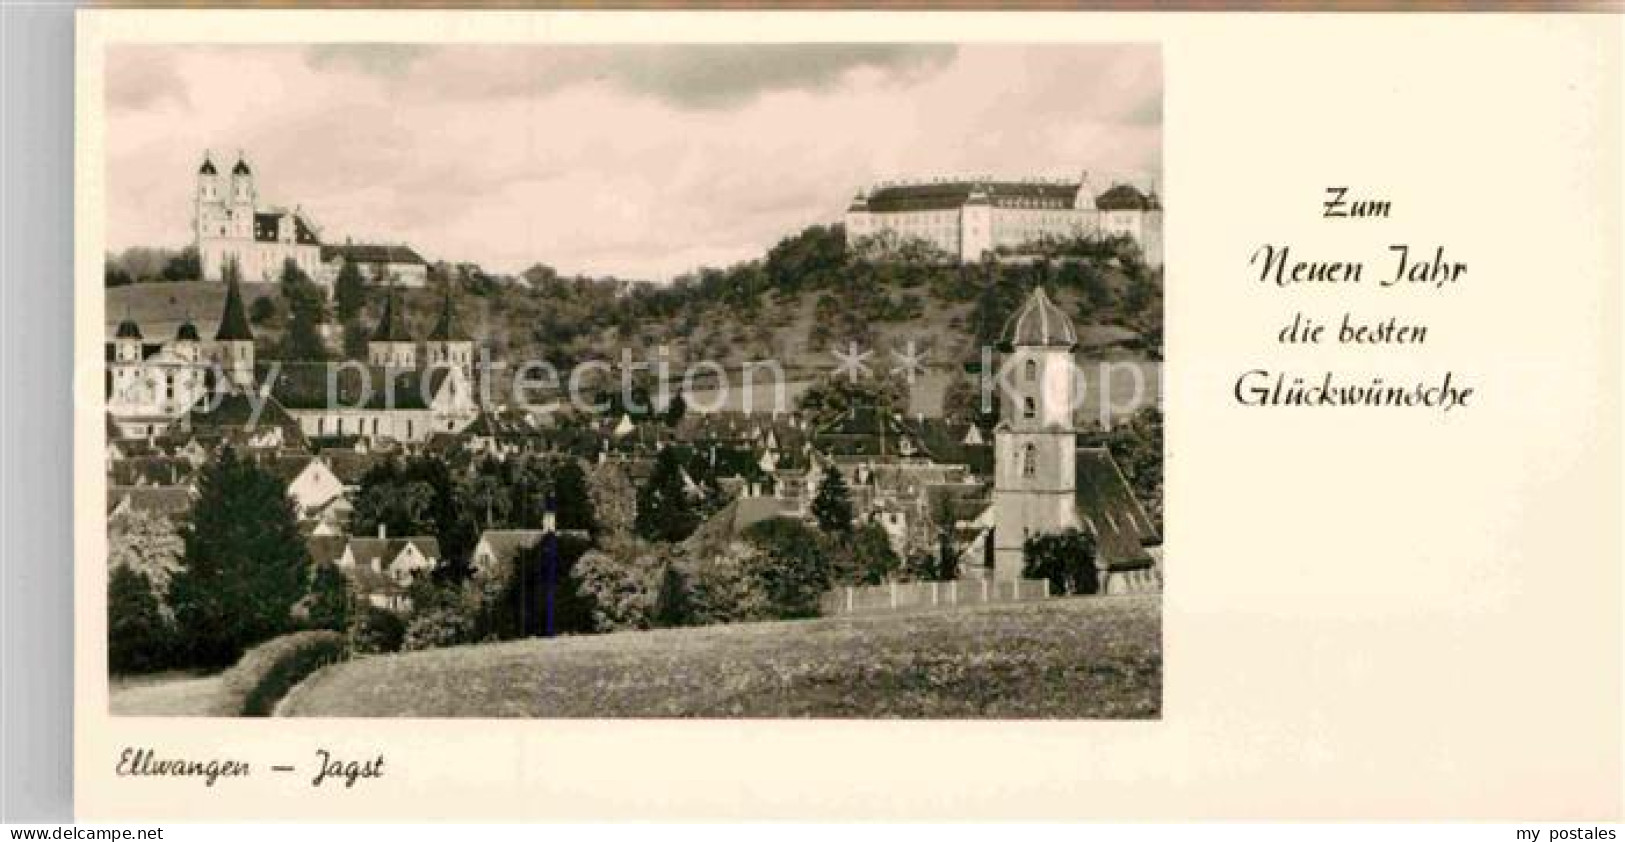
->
100, 42, 1165, 719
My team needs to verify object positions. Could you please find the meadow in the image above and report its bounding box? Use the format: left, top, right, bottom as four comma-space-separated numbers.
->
280, 595, 1161, 719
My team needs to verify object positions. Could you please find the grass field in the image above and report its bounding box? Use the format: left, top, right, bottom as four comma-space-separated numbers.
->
110, 671, 224, 716
281, 595, 1161, 719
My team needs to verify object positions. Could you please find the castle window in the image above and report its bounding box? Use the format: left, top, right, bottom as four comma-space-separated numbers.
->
1023, 397, 1036, 420
1024, 359, 1037, 382
1021, 444, 1037, 478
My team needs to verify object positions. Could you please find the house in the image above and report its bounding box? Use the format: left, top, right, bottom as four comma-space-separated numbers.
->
470, 527, 592, 580
107, 485, 197, 523
332, 532, 442, 612
256, 454, 347, 518
321, 242, 430, 288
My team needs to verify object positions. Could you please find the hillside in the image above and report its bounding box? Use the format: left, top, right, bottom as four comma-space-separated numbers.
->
280, 595, 1161, 718
105, 226, 1163, 418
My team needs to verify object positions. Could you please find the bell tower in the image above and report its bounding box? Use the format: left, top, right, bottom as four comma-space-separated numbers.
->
213, 276, 256, 392
990, 286, 1081, 580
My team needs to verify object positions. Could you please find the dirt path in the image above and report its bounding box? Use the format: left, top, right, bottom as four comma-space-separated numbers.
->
110, 674, 224, 716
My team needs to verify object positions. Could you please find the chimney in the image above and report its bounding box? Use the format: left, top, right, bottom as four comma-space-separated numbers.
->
377, 523, 386, 540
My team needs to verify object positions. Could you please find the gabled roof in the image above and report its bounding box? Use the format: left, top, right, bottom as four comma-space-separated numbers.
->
321, 243, 426, 266
318, 448, 386, 484
861, 180, 1083, 213
306, 534, 350, 567
471, 529, 548, 575
812, 404, 929, 460
109, 456, 194, 487
1074, 447, 1159, 570
107, 485, 195, 520
253, 212, 321, 246
681, 495, 798, 557
214, 278, 254, 342
187, 392, 305, 446
345, 536, 441, 568
257, 363, 433, 411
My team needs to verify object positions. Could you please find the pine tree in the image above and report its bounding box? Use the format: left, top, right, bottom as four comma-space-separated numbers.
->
550, 459, 597, 534
169, 447, 312, 667
108, 565, 172, 674
653, 563, 693, 628
635, 448, 700, 543
812, 467, 854, 535
297, 562, 352, 632
333, 258, 367, 323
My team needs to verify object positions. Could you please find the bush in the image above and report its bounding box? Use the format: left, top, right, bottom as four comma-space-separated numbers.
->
402, 601, 479, 652
1022, 529, 1099, 596
684, 542, 774, 625
346, 605, 406, 655
213, 630, 345, 716
570, 543, 664, 632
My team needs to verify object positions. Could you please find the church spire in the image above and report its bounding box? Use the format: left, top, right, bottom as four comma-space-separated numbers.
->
214, 276, 254, 342
427, 284, 466, 342
371, 282, 412, 343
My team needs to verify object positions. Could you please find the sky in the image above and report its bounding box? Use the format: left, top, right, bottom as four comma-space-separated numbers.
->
106, 44, 1161, 280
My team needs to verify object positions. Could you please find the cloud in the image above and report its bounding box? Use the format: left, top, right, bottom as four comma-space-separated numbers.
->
309, 43, 958, 110
304, 44, 431, 77
105, 49, 190, 112
105, 44, 1161, 280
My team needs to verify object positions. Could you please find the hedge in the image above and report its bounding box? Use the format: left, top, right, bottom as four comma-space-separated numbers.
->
211, 630, 346, 716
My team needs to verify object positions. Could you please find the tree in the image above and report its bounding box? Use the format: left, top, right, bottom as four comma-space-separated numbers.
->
811, 467, 854, 535
333, 258, 367, 323
741, 518, 830, 619
107, 509, 184, 600
350, 455, 477, 575
161, 247, 200, 283
586, 461, 636, 539
249, 295, 277, 325
845, 522, 900, 585
278, 258, 330, 361
1022, 528, 1099, 596
570, 542, 664, 632
927, 493, 962, 581
550, 459, 597, 534
295, 562, 352, 632
796, 374, 904, 424
652, 563, 694, 628
108, 565, 172, 674
169, 447, 312, 667
636, 447, 701, 543
105, 260, 133, 288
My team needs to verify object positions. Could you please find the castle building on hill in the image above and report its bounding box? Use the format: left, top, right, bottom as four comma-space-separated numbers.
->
844, 174, 1162, 266
194, 152, 325, 284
